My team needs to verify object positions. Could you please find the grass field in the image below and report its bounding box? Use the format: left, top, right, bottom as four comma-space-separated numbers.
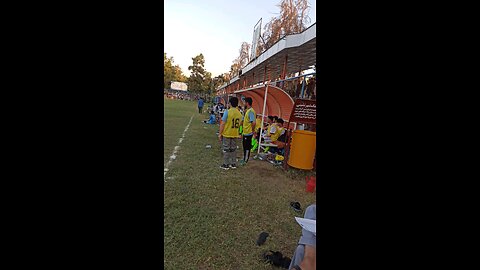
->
163, 98, 316, 269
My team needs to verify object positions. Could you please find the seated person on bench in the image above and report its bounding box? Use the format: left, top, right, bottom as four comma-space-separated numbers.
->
254, 114, 262, 139
268, 118, 287, 154
261, 116, 278, 143
272, 118, 287, 150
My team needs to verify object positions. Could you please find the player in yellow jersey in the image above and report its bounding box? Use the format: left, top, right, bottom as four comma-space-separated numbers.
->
255, 115, 262, 135
239, 97, 256, 166
270, 117, 284, 142
263, 116, 279, 143
260, 116, 272, 142
272, 118, 287, 150
218, 96, 242, 170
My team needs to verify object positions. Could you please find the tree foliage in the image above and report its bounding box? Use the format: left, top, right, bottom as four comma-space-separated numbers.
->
229, 42, 251, 78
257, 0, 311, 53
188, 53, 213, 94
204, 71, 214, 95
224, 0, 311, 80
222, 72, 232, 83
164, 53, 187, 89
213, 74, 227, 90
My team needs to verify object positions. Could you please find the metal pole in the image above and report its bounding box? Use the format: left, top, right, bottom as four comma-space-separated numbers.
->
258, 84, 269, 154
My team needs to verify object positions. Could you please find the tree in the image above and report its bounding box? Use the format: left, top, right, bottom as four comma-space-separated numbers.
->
228, 42, 251, 79
164, 53, 187, 89
188, 54, 208, 94
219, 0, 312, 80
229, 58, 241, 79
213, 74, 227, 90
222, 72, 232, 83
238, 42, 251, 68
203, 71, 213, 96
259, 0, 311, 53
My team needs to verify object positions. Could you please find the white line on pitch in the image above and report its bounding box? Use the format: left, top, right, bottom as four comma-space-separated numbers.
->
164, 114, 194, 181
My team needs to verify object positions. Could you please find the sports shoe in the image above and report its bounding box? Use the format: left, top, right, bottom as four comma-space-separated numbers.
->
239, 160, 247, 166
229, 164, 237, 169
220, 164, 229, 170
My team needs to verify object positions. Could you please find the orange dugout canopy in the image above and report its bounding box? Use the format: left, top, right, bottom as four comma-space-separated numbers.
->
235, 85, 294, 121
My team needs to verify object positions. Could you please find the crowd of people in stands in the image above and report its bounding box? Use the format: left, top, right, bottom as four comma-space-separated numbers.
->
282, 76, 316, 100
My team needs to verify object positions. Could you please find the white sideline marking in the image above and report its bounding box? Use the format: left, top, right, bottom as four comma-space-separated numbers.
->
164, 114, 194, 181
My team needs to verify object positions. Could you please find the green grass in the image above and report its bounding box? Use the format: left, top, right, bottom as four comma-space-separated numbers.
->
164, 98, 316, 269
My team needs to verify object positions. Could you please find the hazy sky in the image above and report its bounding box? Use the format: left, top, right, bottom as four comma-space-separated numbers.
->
164, 0, 316, 77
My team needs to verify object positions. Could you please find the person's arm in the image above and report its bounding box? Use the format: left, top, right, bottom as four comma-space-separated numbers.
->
218, 110, 228, 142
219, 122, 225, 141
249, 111, 256, 131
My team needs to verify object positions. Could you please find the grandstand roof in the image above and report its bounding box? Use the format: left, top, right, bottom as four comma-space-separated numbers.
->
218, 23, 316, 91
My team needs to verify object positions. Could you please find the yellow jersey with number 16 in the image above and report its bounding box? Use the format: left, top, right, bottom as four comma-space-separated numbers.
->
222, 108, 242, 138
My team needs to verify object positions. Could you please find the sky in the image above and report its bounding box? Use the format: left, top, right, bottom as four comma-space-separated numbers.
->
164, 0, 316, 77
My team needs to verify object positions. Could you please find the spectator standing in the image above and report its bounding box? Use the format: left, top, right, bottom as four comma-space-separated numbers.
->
198, 97, 204, 114
296, 79, 303, 98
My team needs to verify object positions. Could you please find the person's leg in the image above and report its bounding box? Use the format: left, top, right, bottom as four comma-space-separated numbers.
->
289, 204, 316, 269
242, 136, 248, 161
229, 138, 237, 166
289, 245, 305, 269
222, 137, 229, 167
299, 204, 316, 245
244, 134, 252, 162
